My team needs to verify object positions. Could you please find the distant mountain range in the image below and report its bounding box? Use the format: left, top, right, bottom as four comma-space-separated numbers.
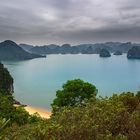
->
19, 42, 140, 56
19, 43, 34, 52
0, 40, 44, 60
0, 40, 140, 61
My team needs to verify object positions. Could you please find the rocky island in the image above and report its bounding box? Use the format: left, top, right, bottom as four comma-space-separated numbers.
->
127, 46, 140, 59
22, 42, 139, 55
99, 49, 111, 57
113, 50, 122, 55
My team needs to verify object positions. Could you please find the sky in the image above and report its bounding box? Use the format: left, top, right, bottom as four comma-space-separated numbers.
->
0, 0, 140, 45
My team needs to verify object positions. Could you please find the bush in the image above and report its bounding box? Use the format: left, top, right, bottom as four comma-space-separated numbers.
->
3, 92, 140, 140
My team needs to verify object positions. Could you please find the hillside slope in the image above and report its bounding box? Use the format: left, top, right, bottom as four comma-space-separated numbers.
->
0, 40, 44, 60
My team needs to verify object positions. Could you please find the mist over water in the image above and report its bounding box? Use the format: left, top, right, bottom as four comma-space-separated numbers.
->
3, 54, 140, 110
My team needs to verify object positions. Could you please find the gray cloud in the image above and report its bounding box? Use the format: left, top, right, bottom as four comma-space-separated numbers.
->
0, 0, 140, 45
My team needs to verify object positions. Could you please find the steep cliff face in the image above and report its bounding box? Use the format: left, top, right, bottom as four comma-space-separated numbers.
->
0, 63, 13, 95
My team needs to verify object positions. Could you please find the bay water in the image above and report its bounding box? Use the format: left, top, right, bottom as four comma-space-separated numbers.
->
3, 54, 140, 110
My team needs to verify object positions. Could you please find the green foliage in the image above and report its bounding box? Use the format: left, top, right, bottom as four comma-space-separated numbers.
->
51, 79, 97, 111
0, 93, 42, 127
119, 92, 139, 113
0, 118, 10, 140
1, 91, 140, 140
0, 63, 13, 95
0, 93, 15, 120
136, 91, 140, 102
13, 107, 31, 126
0, 118, 10, 132
29, 113, 43, 124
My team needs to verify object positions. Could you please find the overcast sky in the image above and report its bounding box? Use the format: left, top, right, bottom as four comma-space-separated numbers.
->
0, 0, 140, 45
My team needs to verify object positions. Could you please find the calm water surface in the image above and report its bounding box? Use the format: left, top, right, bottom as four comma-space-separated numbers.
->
3, 54, 140, 110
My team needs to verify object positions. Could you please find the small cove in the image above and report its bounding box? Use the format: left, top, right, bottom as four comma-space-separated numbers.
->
3, 54, 140, 110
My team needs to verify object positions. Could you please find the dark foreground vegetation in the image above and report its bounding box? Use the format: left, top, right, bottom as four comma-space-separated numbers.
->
0, 62, 140, 140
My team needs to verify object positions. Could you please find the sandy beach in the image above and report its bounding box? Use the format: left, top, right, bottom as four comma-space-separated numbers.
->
14, 104, 51, 119
24, 106, 51, 119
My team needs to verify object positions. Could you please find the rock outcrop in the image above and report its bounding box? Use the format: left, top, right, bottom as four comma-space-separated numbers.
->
127, 46, 140, 59
113, 50, 122, 55
99, 49, 111, 57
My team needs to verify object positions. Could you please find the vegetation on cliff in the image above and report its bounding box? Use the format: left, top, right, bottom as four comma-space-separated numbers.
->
0, 63, 13, 95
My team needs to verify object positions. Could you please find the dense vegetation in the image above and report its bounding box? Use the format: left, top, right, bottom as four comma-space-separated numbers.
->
51, 79, 97, 111
0, 63, 13, 94
1, 91, 140, 140
0, 63, 140, 139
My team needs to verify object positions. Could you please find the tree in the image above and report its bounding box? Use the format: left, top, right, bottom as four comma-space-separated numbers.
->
51, 79, 97, 110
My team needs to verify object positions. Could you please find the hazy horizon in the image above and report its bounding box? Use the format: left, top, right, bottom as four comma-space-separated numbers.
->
1, 40, 140, 46
0, 0, 140, 45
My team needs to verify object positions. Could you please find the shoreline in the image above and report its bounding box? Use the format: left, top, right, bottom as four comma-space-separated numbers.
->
14, 104, 52, 119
